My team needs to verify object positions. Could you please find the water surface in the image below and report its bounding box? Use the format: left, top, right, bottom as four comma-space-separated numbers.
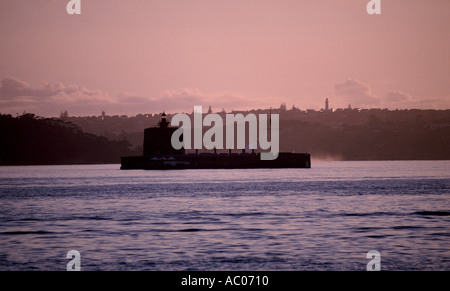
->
0, 160, 449, 270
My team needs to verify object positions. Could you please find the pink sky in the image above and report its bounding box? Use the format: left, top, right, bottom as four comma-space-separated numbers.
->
1, 0, 449, 116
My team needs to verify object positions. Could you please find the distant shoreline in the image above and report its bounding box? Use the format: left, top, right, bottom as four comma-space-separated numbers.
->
2, 159, 450, 167
2, 109, 450, 164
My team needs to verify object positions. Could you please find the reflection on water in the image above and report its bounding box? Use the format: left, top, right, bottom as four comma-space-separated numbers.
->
0, 160, 449, 270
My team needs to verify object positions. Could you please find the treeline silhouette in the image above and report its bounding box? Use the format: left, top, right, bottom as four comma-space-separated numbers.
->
64, 108, 450, 161
279, 118, 450, 160
2, 108, 450, 165
277, 108, 450, 160
0, 113, 136, 165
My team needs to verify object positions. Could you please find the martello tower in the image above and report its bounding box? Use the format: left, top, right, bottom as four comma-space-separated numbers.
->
143, 113, 185, 156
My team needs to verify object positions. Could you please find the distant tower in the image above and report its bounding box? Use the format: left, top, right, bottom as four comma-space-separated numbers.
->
325, 98, 329, 111
158, 112, 169, 128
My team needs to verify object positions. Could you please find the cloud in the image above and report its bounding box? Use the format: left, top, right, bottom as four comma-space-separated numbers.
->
0, 76, 111, 104
334, 80, 450, 110
117, 91, 150, 104
160, 88, 206, 105
157, 88, 269, 113
3, 76, 447, 116
0, 76, 113, 116
385, 90, 412, 103
0, 76, 266, 116
383, 90, 450, 109
110, 88, 259, 115
334, 78, 380, 107
0, 76, 43, 100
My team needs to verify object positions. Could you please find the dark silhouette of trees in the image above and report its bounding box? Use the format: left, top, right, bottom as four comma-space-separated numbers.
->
278, 109, 450, 160
0, 113, 136, 165
2, 108, 449, 164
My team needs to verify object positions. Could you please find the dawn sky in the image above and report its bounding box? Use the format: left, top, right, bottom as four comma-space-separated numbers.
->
1, 0, 449, 117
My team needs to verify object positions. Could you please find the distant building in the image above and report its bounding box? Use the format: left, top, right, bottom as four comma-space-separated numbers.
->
143, 112, 185, 156
322, 98, 333, 112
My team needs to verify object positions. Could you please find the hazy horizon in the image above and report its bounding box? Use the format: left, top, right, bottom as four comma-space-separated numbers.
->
6, 104, 450, 119
1, 1, 449, 117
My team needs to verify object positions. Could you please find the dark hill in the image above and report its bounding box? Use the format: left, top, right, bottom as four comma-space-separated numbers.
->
0, 113, 137, 165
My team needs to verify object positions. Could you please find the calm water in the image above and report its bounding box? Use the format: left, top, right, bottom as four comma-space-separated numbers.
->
0, 160, 449, 271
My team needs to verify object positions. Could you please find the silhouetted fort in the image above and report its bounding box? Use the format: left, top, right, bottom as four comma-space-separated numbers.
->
120, 113, 311, 170
143, 114, 185, 156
